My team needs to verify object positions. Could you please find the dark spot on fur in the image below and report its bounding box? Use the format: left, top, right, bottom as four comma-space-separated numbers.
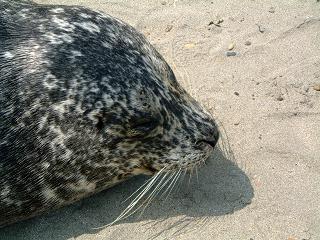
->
96, 114, 104, 131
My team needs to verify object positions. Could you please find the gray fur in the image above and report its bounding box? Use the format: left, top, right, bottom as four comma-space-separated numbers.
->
0, 0, 219, 227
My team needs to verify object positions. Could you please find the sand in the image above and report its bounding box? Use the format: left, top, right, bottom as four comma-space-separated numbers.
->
1, 0, 320, 239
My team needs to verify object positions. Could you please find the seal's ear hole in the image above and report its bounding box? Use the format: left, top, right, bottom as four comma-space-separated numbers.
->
140, 90, 146, 95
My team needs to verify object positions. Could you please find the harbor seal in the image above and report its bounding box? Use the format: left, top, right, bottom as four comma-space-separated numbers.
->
0, 0, 219, 227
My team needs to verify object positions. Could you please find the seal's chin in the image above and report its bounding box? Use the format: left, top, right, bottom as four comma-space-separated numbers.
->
138, 165, 159, 176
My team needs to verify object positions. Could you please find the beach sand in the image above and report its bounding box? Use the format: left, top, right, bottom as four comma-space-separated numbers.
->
1, 0, 320, 239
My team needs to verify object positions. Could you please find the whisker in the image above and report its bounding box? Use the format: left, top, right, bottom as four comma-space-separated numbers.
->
98, 168, 165, 227
182, 169, 187, 181
94, 156, 208, 230
216, 119, 234, 162
120, 169, 164, 212
188, 166, 193, 186
165, 168, 182, 201
201, 158, 206, 165
126, 168, 175, 220
141, 171, 170, 204
138, 171, 171, 218
195, 164, 199, 183
157, 170, 175, 196
121, 174, 155, 204
159, 170, 177, 199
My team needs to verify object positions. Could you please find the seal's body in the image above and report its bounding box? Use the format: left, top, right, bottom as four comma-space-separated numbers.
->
0, 0, 219, 227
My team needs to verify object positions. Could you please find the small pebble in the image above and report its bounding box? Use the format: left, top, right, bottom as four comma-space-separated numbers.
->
234, 121, 240, 126
217, 19, 224, 24
228, 43, 235, 50
161, 1, 167, 5
165, 25, 173, 32
234, 91, 240, 96
226, 51, 237, 57
313, 84, 320, 91
245, 40, 252, 46
257, 24, 266, 33
287, 237, 296, 240
209, 19, 223, 27
276, 96, 284, 101
184, 43, 196, 49
268, 7, 275, 13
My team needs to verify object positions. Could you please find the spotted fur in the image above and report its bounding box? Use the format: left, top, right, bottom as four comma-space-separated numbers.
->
0, 0, 219, 227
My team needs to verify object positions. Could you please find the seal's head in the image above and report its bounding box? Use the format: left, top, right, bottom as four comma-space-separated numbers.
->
97, 64, 218, 174
96, 54, 220, 175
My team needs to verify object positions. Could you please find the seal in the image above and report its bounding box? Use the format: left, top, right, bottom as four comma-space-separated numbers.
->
0, 0, 219, 227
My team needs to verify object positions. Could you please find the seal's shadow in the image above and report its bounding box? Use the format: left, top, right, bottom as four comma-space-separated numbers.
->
0, 147, 254, 240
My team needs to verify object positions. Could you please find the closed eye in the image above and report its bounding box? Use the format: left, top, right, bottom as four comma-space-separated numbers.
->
131, 118, 158, 131
127, 114, 160, 138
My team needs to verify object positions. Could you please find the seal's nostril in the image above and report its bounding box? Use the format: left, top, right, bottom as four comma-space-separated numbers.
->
196, 139, 217, 148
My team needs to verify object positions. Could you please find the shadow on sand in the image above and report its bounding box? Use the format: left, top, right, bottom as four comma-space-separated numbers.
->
0, 147, 254, 240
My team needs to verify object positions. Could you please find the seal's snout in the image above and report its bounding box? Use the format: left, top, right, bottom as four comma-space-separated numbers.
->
196, 126, 219, 149
194, 118, 220, 152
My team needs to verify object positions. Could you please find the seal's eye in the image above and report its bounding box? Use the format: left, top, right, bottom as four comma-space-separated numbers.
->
127, 114, 159, 138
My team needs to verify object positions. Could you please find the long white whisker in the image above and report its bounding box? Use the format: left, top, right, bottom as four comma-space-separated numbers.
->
182, 169, 187, 181
119, 178, 165, 221
102, 168, 165, 227
138, 171, 170, 218
157, 170, 174, 194
119, 169, 164, 212
120, 168, 170, 220
195, 164, 199, 183
121, 174, 155, 204
159, 170, 177, 199
141, 171, 170, 206
165, 168, 182, 200
188, 167, 193, 186
161, 170, 179, 199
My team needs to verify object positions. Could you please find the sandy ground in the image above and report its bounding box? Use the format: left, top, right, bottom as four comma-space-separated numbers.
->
1, 0, 320, 239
